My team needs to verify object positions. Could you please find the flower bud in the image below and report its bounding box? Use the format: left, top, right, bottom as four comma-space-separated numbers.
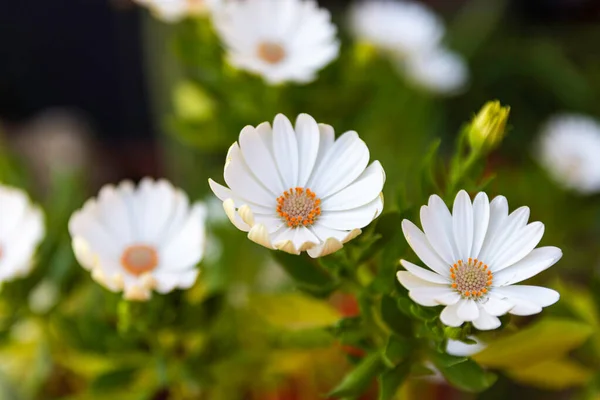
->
468, 101, 510, 152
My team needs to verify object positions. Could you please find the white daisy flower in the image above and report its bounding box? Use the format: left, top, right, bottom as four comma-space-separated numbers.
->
0, 185, 45, 283
402, 48, 469, 95
536, 114, 600, 195
213, 0, 340, 84
209, 113, 385, 258
69, 178, 206, 301
397, 190, 562, 330
349, 0, 443, 57
134, 0, 220, 23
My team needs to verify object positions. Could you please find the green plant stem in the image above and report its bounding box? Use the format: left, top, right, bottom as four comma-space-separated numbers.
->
447, 151, 481, 196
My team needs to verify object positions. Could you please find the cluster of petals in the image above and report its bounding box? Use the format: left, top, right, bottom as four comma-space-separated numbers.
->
68, 178, 206, 301
209, 113, 385, 258
397, 190, 562, 330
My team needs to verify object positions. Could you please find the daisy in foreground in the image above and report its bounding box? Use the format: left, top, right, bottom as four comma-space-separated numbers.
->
69, 178, 206, 301
397, 190, 562, 330
213, 0, 339, 84
0, 185, 45, 284
209, 113, 385, 258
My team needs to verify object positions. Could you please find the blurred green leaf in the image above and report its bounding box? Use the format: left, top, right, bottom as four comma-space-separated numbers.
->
91, 367, 138, 393
435, 358, 497, 393
378, 361, 411, 400
382, 336, 412, 368
328, 352, 385, 398
380, 295, 412, 338
272, 252, 338, 296
507, 358, 593, 390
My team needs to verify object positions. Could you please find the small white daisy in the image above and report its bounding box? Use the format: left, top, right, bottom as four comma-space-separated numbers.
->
402, 47, 469, 95
536, 114, 600, 194
397, 190, 562, 331
134, 0, 220, 23
209, 113, 385, 258
349, 0, 443, 57
69, 178, 206, 301
213, 0, 340, 84
0, 185, 45, 284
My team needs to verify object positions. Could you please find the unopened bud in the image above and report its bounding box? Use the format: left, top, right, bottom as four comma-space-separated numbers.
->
468, 101, 510, 152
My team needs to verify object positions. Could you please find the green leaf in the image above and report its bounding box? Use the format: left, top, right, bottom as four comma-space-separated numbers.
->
473, 318, 594, 369
380, 295, 412, 338
507, 358, 593, 390
328, 352, 385, 398
436, 359, 497, 393
430, 351, 468, 368
378, 361, 411, 400
275, 328, 335, 349
382, 336, 412, 368
91, 367, 138, 393
272, 252, 338, 296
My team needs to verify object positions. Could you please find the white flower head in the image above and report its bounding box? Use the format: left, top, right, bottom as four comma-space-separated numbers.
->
536, 114, 600, 195
134, 0, 220, 23
69, 178, 206, 301
0, 185, 45, 283
402, 47, 469, 95
209, 113, 385, 258
349, 0, 444, 57
213, 0, 340, 84
397, 190, 562, 331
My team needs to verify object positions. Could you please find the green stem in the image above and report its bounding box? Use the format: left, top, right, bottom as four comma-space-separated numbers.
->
447, 150, 481, 196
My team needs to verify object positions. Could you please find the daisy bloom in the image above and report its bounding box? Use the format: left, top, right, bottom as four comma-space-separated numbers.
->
349, 0, 443, 57
536, 114, 600, 194
134, 0, 220, 23
397, 190, 562, 330
209, 113, 385, 258
0, 185, 45, 284
213, 0, 340, 84
69, 178, 206, 301
402, 48, 469, 95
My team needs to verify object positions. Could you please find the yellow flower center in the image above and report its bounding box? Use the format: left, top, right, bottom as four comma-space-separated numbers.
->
121, 245, 159, 276
276, 187, 321, 228
257, 42, 286, 64
450, 258, 493, 298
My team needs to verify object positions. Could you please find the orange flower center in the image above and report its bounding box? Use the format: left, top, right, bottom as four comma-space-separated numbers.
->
121, 245, 159, 276
450, 258, 493, 298
276, 187, 321, 228
257, 42, 286, 64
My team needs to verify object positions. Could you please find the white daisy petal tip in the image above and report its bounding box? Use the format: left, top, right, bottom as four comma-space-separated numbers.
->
68, 178, 206, 301
210, 113, 384, 257
214, 0, 339, 85
133, 0, 221, 23
397, 190, 562, 330
0, 185, 46, 284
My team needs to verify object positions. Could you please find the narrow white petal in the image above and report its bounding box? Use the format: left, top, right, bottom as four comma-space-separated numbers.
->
477, 195, 508, 260
273, 114, 300, 188
489, 222, 545, 272
409, 287, 455, 307
457, 298, 479, 322
472, 307, 501, 330
446, 336, 486, 357
239, 124, 285, 194
295, 114, 321, 187
471, 192, 490, 258
401, 220, 450, 278
481, 295, 513, 316
305, 123, 335, 186
307, 237, 344, 258
452, 190, 473, 261
496, 285, 560, 308
399, 259, 449, 284
317, 195, 383, 230
421, 195, 458, 263
321, 161, 385, 211
396, 271, 446, 291
208, 179, 273, 214
224, 144, 275, 206
481, 206, 530, 267
493, 246, 562, 286
434, 291, 461, 306
440, 302, 463, 327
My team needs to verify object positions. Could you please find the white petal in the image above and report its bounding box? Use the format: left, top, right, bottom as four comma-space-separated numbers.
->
409, 286, 456, 307
396, 271, 445, 291
321, 161, 385, 211
452, 190, 473, 261
434, 291, 461, 306
307, 237, 344, 258
471, 192, 490, 258
160, 203, 206, 271
457, 298, 479, 321
399, 259, 449, 284
275, 226, 320, 252
239, 124, 285, 195
481, 206, 530, 267
493, 246, 562, 286
0, 188, 29, 240
317, 195, 383, 231
224, 143, 275, 206
154, 269, 199, 294
481, 295, 513, 316
208, 179, 273, 214
295, 114, 321, 187
446, 336, 486, 357
401, 220, 450, 278
489, 222, 545, 272
136, 179, 179, 243
273, 114, 299, 188
496, 285, 560, 308
477, 195, 509, 261
440, 302, 463, 327
420, 195, 458, 264
472, 307, 501, 330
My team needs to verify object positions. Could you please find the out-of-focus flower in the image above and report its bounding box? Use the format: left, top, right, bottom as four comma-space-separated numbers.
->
468, 101, 510, 153
0, 185, 45, 284
536, 114, 600, 195
133, 0, 220, 22
209, 113, 385, 258
397, 190, 562, 330
69, 178, 206, 301
402, 48, 469, 95
349, 0, 443, 58
28, 279, 60, 314
446, 336, 486, 357
213, 0, 339, 84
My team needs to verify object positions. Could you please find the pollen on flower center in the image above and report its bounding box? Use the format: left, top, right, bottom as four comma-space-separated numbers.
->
450, 258, 493, 298
257, 42, 286, 64
276, 187, 321, 228
121, 245, 159, 276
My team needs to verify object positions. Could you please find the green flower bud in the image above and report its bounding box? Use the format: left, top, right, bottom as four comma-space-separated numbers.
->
468, 101, 510, 152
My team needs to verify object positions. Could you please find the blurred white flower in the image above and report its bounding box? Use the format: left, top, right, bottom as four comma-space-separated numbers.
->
446, 336, 486, 357
536, 114, 600, 195
69, 178, 206, 301
0, 185, 45, 284
349, 0, 443, 57
397, 190, 562, 330
213, 0, 339, 84
28, 280, 60, 314
134, 0, 220, 22
209, 113, 385, 258
402, 48, 469, 95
